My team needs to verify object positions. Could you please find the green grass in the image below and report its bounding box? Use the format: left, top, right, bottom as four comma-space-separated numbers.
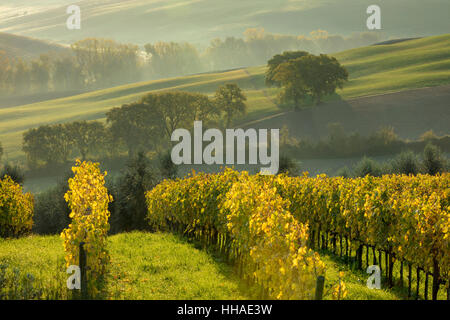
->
106, 232, 248, 300
319, 253, 399, 300
0, 232, 248, 300
317, 242, 448, 301
1, 34, 450, 161
0, 231, 427, 300
4, 0, 449, 46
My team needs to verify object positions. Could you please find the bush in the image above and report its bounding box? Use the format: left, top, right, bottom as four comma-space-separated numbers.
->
0, 164, 25, 185
422, 143, 447, 175
353, 157, 382, 177
158, 151, 178, 180
33, 172, 72, 235
278, 155, 300, 176
110, 153, 157, 233
335, 166, 351, 178
0, 176, 34, 238
391, 151, 420, 175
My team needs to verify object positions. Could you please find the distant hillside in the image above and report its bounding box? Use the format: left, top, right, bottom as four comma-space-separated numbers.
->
242, 85, 450, 142
0, 32, 67, 59
1, 34, 449, 161
1, 0, 450, 45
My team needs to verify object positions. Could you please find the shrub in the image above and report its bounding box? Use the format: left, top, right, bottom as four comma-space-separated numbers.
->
335, 166, 351, 178
110, 153, 157, 233
391, 151, 420, 175
278, 155, 300, 176
33, 172, 72, 235
422, 143, 447, 175
0, 164, 25, 185
353, 157, 382, 177
0, 176, 34, 238
158, 151, 178, 180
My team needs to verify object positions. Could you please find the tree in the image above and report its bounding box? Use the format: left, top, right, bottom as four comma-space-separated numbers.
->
33, 173, 72, 235
65, 121, 106, 160
111, 152, 157, 232
214, 83, 247, 127
158, 151, 178, 180
13, 58, 31, 94
205, 37, 250, 70
53, 55, 85, 91
0, 51, 13, 94
107, 91, 213, 157
22, 124, 73, 168
30, 55, 51, 93
142, 91, 213, 138
422, 143, 446, 175
144, 41, 203, 78
71, 38, 141, 88
107, 100, 162, 157
0, 141, 3, 163
353, 157, 382, 177
265, 51, 310, 87
147, 91, 196, 138
272, 53, 348, 107
272, 61, 308, 110
278, 155, 300, 176
391, 151, 420, 175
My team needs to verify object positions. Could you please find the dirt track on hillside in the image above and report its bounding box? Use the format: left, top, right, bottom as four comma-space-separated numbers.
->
241, 85, 450, 140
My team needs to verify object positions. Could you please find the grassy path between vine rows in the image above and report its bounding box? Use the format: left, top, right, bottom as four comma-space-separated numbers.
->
1, 231, 401, 300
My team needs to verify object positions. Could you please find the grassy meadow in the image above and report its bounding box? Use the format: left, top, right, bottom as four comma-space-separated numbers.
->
3, 0, 449, 45
1, 34, 450, 161
0, 232, 247, 300
0, 231, 404, 300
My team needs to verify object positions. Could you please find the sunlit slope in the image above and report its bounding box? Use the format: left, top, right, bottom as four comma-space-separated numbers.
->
0, 69, 273, 160
2, 0, 450, 45
0, 32, 67, 59
333, 34, 450, 97
1, 34, 449, 161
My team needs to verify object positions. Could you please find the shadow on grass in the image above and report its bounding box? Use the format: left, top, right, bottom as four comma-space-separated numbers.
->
169, 232, 257, 299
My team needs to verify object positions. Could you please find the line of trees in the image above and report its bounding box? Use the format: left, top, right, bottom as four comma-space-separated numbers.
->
0, 39, 142, 95
1, 29, 381, 96
281, 124, 450, 160
144, 29, 380, 79
21, 85, 248, 168
340, 143, 448, 178
201, 28, 381, 73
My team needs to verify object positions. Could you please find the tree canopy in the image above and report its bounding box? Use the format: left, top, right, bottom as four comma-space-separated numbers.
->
214, 83, 247, 127
268, 51, 348, 108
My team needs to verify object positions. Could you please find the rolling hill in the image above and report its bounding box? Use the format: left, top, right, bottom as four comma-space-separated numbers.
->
1, 0, 450, 45
0, 34, 449, 161
0, 32, 67, 59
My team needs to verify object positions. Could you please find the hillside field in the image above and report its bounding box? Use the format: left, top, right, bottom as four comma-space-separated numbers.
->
0, 32, 67, 59
1, 34, 450, 161
2, 0, 449, 44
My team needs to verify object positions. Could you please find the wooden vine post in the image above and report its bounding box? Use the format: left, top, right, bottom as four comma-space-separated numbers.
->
315, 276, 325, 300
79, 241, 88, 299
